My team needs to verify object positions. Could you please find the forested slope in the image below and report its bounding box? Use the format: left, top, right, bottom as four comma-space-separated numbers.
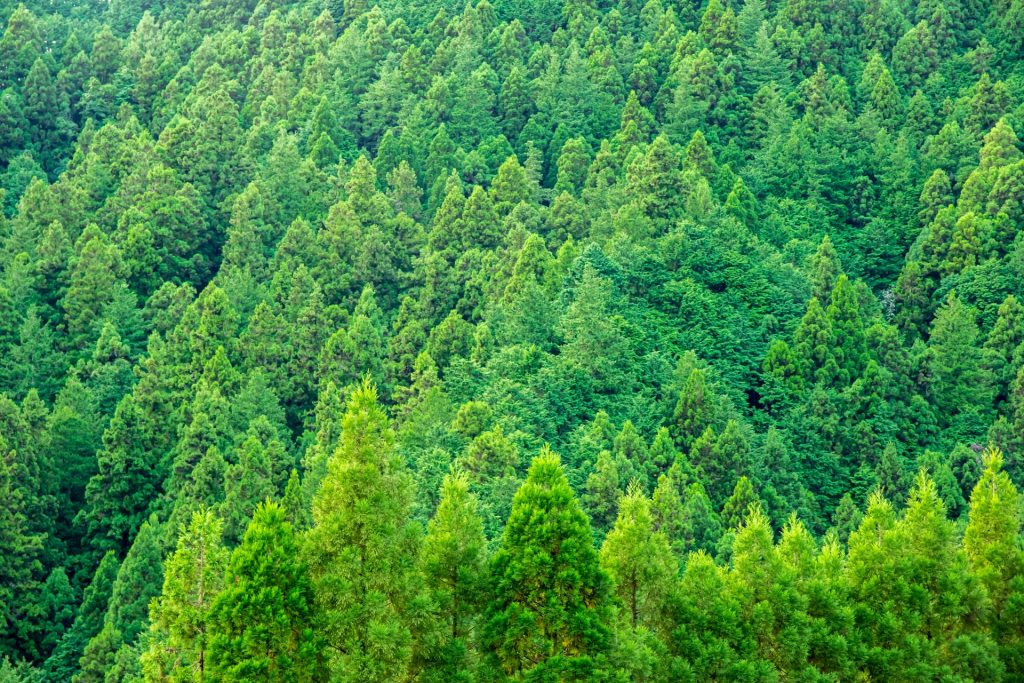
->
0, 0, 1023, 679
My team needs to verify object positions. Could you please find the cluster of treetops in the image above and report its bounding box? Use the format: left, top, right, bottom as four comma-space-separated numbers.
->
0, 0, 1022, 678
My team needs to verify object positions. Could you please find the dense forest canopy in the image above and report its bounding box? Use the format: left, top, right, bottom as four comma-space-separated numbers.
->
0, 0, 1023, 679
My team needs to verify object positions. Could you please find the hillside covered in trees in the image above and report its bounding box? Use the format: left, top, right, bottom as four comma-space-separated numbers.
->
0, 0, 1023, 679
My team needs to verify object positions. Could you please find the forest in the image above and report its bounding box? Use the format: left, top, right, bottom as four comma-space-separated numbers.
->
0, 0, 1022, 679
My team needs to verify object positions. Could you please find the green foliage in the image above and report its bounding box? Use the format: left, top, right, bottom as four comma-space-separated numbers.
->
418, 471, 488, 683
141, 509, 228, 683
304, 379, 421, 683
600, 482, 677, 632
208, 502, 323, 682
0, 0, 1021, 678
484, 448, 613, 680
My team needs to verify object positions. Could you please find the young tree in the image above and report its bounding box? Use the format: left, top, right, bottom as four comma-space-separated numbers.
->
221, 434, 278, 545
927, 292, 994, 430
418, 471, 488, 683
484, 448, 613, 680
964, 448, 1024, 671
600, 482, 677, 631
39, 552, 119, 683
207, 502, 323, 682
304, 379, 422, 683
600, 482, 678, 682
77, 395, 161, 556
141, 509, 228, 682
671, 366, 721, 451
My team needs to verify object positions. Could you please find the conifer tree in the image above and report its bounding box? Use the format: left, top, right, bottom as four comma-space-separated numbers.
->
584, 448, 633, 536
600, 482, 677, 682
484, 448, 612, 680
672, 367, 719, 450
282, 469, 310, 530
304, 379, 421, 683
78, 395, 161, 556
40, 552, 119, 683
221, 434, 278, 544
141, 509, 228, 682
0, 435, 43, 661
208, 502, 323, 682
927, 292, 994, 429
600, 482, 677, 632
103, 515, 164, 646
729, 507, 813, 678
721, 476, 762, 530
418, 471, 488, 683
964, 448, 1024, 671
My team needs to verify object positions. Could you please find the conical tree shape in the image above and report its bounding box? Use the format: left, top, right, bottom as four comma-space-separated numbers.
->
672, 367, 719, 450
600, 482, 677, 632
141, 509, 228, 682
419, 471, 488, 683
103, 514, 164, 646
281, 469, 310, 530
221, 433, 277, 544
39, 552, 119, 683
721, 476, 762, 530
305, 379, 421, 683
964, 448, 1024, 671
484, 447, 613, 680
208, 501, 324, 682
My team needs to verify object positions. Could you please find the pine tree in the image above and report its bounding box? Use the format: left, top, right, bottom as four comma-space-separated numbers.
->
729, 507, 813, 678
282, 469, 310, 530
825, 275, 867, 383
646, 428, 678, 488
721, 476, 762, 530
584, 448, 632, 536
985, 295, 1024, 403
599, 482, 677, 681
626, 134, 683, 222
299, 381, 344, 505
103, 515, 164, 646
554, 137, 592, 197
875, 442, 909, 503
680, 482, 724, 555
304, 379, 421, 683
39, 552, 119, 683
221, 434, 278, 544
671, 549, 755, 679
556, 264, 632, 392
793, 297, 839, 386
918, 169, 953, 228
0, 435, 43, 661
651, 473, 687, 560
672, 367, 720, 451
484, 448, 612, 680
691, 420, 751, 507
927, 292, 994, 430
63, 225, 124, 349
77, 395, 161, 556
208, 502, 324, 682
899, 471, 990, 677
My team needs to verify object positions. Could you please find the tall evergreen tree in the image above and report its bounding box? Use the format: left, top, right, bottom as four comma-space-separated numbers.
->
207, 502, 324, 682
418, 471, 488, 683
964, 448, 1024, 672
141, 509, 228, 683
304, 379, 422, 683
484, 448, 613, 681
